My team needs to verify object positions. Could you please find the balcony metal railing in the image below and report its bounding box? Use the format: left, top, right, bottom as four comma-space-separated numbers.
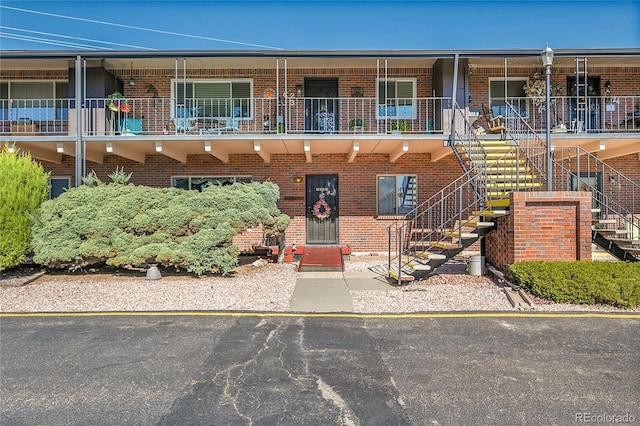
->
2, 95, 639, 136
500, 95, 640, 134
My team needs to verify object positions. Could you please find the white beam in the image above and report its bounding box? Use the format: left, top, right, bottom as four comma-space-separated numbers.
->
154, 142, 187, 163
204, 141, 229, 163
304, 140, 312, 163
597, 143, 640, 160
16, 145, 62, 164
389, 140, 409, 162
254, 141, 270, 163
348, 141, 359, 163
105, 142, 146, 163
430, 144, 455, 162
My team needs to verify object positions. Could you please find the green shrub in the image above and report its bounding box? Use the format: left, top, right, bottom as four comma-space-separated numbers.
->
510, 261, 640, 308
31, 180, 290, 275
0, 146, 49, 271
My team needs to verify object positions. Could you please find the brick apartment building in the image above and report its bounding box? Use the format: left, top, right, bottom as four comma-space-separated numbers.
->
2, 48, 639, 275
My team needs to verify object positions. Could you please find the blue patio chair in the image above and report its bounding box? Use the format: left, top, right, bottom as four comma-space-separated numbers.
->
119, 117, 143, 136
171, 106, 197, 132
216, 118, 240, 132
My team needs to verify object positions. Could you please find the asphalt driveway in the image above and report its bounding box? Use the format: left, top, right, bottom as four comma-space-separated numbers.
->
1, 313, 638, 425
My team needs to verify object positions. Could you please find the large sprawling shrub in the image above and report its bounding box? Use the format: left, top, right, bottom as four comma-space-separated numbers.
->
31, 180, 289, 275
510, 261, 640, 308
0, 146, 49, 271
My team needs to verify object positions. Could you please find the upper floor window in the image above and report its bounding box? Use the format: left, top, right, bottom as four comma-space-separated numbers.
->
0, 81, 69, 121
173, 79, 252, 120
377, 79, 416, 119
489, 78, 527, 117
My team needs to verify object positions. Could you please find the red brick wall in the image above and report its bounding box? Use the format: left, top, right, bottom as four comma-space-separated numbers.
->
485, 191, 593, 275
43, 151, 464, 252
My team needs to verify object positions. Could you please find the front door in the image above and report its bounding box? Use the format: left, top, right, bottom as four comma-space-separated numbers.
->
567, 76, 601, 131
304, 78, 338, 133
306, 174, 339, 244
571, 172, 602, 214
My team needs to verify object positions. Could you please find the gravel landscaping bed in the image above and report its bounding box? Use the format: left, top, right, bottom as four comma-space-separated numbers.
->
1, 253, 637, 313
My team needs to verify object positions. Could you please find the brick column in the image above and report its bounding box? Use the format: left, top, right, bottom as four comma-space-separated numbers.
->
485, 191, 593, 275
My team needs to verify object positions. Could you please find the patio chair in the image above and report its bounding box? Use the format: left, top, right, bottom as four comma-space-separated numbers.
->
481, 104, 506, 139
216, 118, 240, 133
171, 106, 197, 132
119, 117, 143, 136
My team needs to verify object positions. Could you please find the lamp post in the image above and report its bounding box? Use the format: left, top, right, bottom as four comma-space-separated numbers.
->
541, 45, 554, 191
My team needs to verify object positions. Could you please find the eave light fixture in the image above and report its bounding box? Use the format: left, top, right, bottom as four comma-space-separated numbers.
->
128, 62, 135, 87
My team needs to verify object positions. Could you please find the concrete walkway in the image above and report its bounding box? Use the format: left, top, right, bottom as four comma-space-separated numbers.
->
289, 271, 397, 312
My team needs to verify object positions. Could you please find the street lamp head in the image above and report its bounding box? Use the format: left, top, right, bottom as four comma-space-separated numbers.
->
541, 45, 554, 68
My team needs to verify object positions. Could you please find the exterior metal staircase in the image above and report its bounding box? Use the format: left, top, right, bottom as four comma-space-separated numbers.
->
385, 103, 639, 285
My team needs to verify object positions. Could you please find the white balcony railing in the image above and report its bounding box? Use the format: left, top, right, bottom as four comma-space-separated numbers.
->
2, 95, 639, 136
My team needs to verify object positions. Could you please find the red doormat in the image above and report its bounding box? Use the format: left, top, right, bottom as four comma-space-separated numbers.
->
298, 245, 344, 272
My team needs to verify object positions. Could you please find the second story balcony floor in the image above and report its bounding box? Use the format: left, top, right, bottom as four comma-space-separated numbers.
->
1, 49, 639, 163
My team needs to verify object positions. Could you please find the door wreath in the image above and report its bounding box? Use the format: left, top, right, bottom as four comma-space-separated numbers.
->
313, 199, 331, 220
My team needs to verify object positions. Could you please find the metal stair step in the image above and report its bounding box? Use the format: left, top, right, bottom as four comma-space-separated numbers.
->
461, 221, 495, 228
388, 269, 415, 283
443, 231, 478, 239
485, 199, 511, 208
414, 251, 447, 260
472, 209, 509, 217
487, 182, 542, 189
431, 241, 460, 249
592, 219, 617, 224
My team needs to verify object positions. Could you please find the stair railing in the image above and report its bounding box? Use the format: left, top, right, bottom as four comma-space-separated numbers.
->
551, 146, 640, 251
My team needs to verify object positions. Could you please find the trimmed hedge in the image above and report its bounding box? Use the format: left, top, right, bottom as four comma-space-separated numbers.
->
509, 261, 640, 308
31, 180, 289, 275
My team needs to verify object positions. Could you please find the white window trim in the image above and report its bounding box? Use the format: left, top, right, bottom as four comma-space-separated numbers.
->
376, 78, 417, 120
376, 174, 418, 216
48, 176, 70, 199
171, 175, 253, 190
170, 78, 254, 120
488, 77, 529, 115
1, 80, 68, 99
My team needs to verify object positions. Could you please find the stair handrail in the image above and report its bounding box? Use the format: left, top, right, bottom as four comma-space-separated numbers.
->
551, 146, 640, 246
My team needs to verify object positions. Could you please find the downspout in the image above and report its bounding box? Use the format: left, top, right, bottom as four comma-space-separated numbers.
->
284, 58, 288, 133
183, 58, 187, 115
276, 58, 279, 132
74, 55, 82, 187
447, 53, 459, 147
82, 58, 87, 181
174, 58, 178, 133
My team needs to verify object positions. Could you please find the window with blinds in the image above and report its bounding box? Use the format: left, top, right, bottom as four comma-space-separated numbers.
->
377, 79, 416, 118
489, 78, 527, 117
0, 81, 69, 120
174, 80, 252, 119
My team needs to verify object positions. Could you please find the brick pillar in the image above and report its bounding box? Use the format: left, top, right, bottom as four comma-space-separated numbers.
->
485, 191, 593, 276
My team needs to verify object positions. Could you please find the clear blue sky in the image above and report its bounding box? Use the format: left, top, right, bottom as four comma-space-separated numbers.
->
1, 1, 639, 51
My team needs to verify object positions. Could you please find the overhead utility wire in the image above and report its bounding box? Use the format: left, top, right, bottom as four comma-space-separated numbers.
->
0, 32, 103, 50
0, 5, 285, 50
0, 26, 157, 51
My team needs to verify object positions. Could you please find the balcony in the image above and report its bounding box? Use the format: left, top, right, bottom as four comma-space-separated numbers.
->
3, 95, 640, 138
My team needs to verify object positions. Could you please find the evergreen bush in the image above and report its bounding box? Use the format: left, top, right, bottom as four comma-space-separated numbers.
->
31, 180, 290, 275
510, 261, 640, 308
0, 145, 49, 271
